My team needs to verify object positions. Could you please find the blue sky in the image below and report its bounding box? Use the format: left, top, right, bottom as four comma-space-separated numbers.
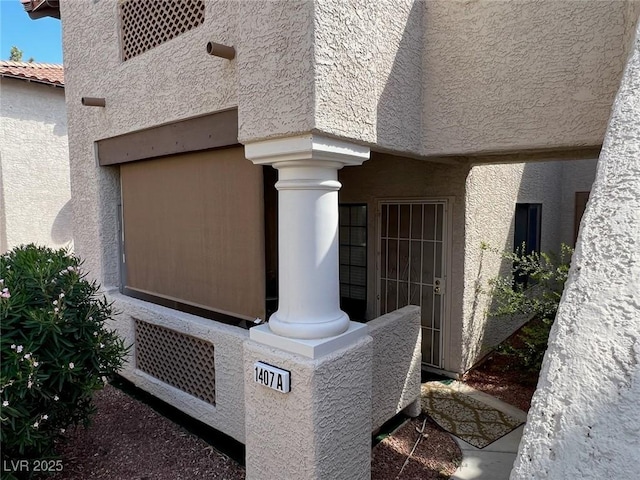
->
0, 0, 63, 64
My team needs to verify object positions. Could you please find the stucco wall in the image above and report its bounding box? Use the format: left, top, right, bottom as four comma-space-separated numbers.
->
63, 0, 317, 151
60, 0, 630, 288
369, 306, 421, 431
512, 20, 640, 479
60, 0, 616, 385
60, 0, 239, 284
237, 0, 315, 143
61, 0, 640, 176
338, 152, 470, 373
312, 0, 640, 157
60, 0, 321, 285
313, 0, 417, 151
59, 1, 251, 441
107, 292, 248, 443
462, 157, 598, 371
0, 78, 71, 252
244, 335, 372, 480
338, 153, 597, 374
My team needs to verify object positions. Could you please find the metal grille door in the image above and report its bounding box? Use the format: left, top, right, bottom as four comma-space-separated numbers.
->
379, 202, 447, 368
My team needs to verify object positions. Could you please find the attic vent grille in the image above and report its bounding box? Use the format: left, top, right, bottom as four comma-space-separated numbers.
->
135, 319, 216, 405
119, 0, 205, 61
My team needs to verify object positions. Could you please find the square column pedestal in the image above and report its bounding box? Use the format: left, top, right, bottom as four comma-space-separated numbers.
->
244, 323, 373, 480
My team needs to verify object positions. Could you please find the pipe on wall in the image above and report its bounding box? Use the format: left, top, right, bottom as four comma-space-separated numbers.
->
206, 42, 235, 60
81, 97, 106, 107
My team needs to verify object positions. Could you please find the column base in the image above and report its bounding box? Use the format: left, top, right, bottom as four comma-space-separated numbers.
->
268, 310, 350, 340
249, 321, 367, 359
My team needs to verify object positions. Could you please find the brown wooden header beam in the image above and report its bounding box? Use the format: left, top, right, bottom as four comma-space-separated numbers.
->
97, 108, 239, 166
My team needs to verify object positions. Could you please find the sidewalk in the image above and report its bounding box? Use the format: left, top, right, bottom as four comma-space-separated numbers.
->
446, 382, 528, 480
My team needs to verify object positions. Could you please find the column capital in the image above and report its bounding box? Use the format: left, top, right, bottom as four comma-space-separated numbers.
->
244, 134, 370, 168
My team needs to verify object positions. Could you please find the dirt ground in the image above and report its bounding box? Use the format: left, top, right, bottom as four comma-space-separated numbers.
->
45, 384, 461, 480
41, 342, 538, 480
463, 355, 538, 412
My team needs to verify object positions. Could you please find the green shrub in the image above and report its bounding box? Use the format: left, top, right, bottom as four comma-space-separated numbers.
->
487, 243, 573, 372
0, 244, 128, 469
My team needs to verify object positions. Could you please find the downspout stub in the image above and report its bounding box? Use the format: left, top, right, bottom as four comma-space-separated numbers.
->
206, 42, 235, 60
81, 97, 106, 107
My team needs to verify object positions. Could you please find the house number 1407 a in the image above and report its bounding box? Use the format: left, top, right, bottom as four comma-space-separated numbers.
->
254, 362, 290, 393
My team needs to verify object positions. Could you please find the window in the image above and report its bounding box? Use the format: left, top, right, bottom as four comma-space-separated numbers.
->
119, 147, 266, 326
514, 203, 541, 255
513, 203, 541, 285
339, 204, 367, 320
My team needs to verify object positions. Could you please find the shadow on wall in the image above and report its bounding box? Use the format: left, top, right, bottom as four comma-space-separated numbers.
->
477, 159, 597, 358
375, 0, 425, 155
1, 80, 68, 138
51, 199, 73, 247
465, 238, 518, 368
465, 159, 592, 368
474, 162, 562, 360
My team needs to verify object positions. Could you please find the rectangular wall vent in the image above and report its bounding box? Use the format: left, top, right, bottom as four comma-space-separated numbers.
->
135, 319, 216, 405
119, 0, 205, 61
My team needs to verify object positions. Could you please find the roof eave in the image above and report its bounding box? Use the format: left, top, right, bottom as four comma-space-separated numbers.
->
27, 8, 61, 20
22, 0, 61, 20
0, 74, 64, 88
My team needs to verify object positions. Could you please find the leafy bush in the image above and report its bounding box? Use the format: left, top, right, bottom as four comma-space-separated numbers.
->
487, 243, 573, 371
0, 245, 128, 469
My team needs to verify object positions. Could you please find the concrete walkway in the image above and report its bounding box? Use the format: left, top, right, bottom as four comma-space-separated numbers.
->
445, 382, 528, 480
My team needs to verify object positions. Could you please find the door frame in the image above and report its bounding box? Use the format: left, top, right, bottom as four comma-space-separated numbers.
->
375, 197, 454, 370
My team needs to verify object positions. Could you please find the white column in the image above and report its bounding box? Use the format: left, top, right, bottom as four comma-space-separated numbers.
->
245, 134, 369, 353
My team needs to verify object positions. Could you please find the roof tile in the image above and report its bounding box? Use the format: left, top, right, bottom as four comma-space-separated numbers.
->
0, 61, 64, 86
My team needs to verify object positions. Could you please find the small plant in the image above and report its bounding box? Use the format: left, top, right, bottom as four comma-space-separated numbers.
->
487, 244, 573, 372
0, 244, 128, 472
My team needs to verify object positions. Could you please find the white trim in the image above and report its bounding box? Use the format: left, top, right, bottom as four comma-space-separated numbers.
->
243, 134, 370, 342
244, 134, 370, 167
249, 321, 368, 359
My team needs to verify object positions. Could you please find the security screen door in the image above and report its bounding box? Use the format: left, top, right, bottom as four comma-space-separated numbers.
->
378, 201, 447, 369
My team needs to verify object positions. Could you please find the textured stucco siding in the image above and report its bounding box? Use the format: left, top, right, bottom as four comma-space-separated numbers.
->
512, 21, 640, 479
462, 157, 597, 371
107, 292, 248, 443
313, 0, 376, 144
60, 0, 239, 284
237, 0, 315, 143
313, 0, 420, 150
60, 0, 640, 174
369, 306, 421, 431
60, 0, 247, 440
338, 152, 470, 373
244, 336, 372, 480
419, 0, 633, 156
0, 79, 71, 252
311, 0, 639, 158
